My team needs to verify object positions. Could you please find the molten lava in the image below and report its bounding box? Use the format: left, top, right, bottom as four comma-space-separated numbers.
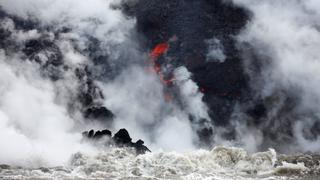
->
149, 42, 169, 77
150, 43, 169, 60
149, 42, 174, 101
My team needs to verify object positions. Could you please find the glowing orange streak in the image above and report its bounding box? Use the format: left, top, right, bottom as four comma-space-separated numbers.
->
149, 42, 174, 102
150, 43, 169, 60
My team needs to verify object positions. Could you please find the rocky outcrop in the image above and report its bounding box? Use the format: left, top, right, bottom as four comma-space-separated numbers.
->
82, 128, 151, 154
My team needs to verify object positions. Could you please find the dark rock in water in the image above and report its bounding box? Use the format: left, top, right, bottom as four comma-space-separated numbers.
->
113, 128, 132, 145
93, 129, 112, 139
83, 128, 151, 154
134, 139, 151, 154
101, 129, 112, 136
88, 130, 94, 138
83, 129, 112, 139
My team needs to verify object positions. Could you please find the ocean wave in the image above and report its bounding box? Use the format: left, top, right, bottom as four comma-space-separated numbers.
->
0, 146, 316, 179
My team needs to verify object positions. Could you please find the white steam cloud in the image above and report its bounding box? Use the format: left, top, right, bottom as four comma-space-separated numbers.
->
0, 51, 96, 167
100, 65, 211, 151
0, 0, 213, 166
232, 0, 320, 151
0, 0, 137, 166
174, 66, 211, 127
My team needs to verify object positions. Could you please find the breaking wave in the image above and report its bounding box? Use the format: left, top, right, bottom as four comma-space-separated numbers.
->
1, 146, 317, 179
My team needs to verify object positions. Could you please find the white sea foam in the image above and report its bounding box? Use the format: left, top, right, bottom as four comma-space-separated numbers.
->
0, 146, 309, 179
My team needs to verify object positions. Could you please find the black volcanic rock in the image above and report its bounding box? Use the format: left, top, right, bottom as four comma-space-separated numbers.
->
134, 139, 151, 155
83, 128, 151, 154
114, 128, 132, 145
84, 129, 112, 139
101, 129, 112, 137
88, 130, 94, 138
83, 129, 112, 139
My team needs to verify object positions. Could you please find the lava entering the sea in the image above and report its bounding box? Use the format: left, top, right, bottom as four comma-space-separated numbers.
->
149, 42, 176, 101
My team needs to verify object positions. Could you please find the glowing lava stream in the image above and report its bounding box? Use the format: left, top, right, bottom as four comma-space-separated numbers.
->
150, 43, 169, 59
149, 42, 175, 101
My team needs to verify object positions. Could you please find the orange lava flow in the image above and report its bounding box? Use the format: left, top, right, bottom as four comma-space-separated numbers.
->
149, 42, 173, 101
150, 43, 169, 60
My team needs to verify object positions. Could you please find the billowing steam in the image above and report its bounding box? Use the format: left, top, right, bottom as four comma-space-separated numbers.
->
0, 0, 212, 166
0, 0, 137, 166
100, 65, 197, 151
0, 50, 97, 167
100, 53, 212, 151
232, 0, 320, 152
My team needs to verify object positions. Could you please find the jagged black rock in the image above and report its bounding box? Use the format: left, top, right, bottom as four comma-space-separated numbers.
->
82, 128, 151, 154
